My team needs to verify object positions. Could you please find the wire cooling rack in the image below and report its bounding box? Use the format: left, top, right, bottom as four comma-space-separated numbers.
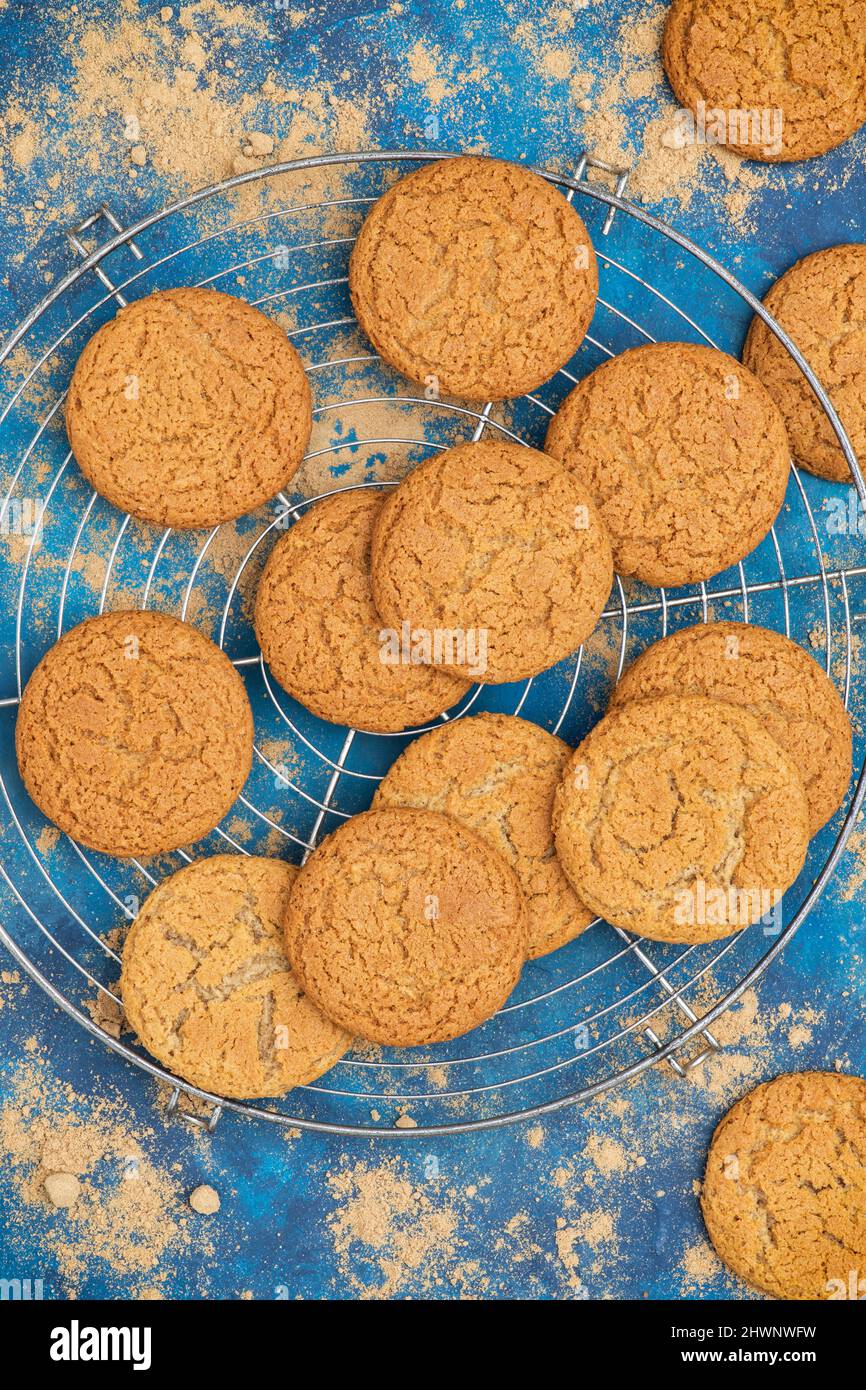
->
0, 150, 864, 1138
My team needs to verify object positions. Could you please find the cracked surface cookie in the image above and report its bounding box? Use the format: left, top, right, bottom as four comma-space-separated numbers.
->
663, 1, 866, 163
16, 610, 253, 858
65, 286, 312, 528
349, 156, 597, 401
254, 488, 470, 732
544, 343, 790, 588
121, 855, 350, 1098
373, 712, 594, 958
743, 243, 866, 483
284, 808, 528, 1046
702, 1071, 866, 1300
552, 695, 809, 943
611, 622, 852, 834
370, 440, 613, 685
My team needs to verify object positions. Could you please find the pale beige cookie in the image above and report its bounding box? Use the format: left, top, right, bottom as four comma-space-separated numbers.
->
284, 808, 528, 1046
349, 155, 597, 400
663, 1, 866, 162
544, 342, 790, 588
702, 1072, 866, 1300
370, 440, 613, 685
16, 610, 253, 857
66, 286, 311, 528
121, 855, 350, 1098
611, 622, 851, 834
254, 488, 469, 732
552, 695, 809, 943
373, 713, 595, 958
743, 244, 866, 483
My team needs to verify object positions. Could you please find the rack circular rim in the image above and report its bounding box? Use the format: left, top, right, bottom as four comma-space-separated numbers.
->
0, 148, 864, 1139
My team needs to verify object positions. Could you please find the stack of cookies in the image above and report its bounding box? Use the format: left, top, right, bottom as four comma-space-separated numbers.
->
14, 153, 855, 1112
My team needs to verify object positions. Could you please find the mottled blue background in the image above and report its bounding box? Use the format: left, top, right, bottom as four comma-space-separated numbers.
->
0, 0, 865, 1300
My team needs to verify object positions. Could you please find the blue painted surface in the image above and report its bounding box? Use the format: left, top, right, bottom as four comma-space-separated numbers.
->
0, 0, 865, 1299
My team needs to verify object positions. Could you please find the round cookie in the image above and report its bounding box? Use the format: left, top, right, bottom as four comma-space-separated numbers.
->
349, 155, 598, 401
552, 695, 809, 943
663, 1, 866, 163
610, 622, 852, 834
743, 244, 866, 483
16, 610, 253, 858
544, 343, 790, 588
254, 488, 470, 732
370, 440, 613, 685
284, 808, 528, 1046
121, 856, 350, 1098
65, 286, 312, 529
702, 1072, 866, 1300
373, 713, 595, 958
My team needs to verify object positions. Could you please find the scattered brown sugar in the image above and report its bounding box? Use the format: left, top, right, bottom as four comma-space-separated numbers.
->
585, 1133, 629, 1176
326, 1160, 465, 1298
0, 1054, 209, 1297
554, 1222, 583, 1292
840, 826, 866, 902
680, 1238, 723, 1295
0, 0, 377, 247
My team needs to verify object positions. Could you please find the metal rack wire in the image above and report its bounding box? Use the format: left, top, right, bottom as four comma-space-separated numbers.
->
0, 149, 864, 1138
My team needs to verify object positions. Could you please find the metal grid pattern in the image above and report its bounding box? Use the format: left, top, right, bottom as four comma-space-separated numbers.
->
0, 150, 864, 1138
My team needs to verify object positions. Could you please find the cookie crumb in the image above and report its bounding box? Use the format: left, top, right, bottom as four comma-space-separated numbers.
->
44, 1172, 80, 1208
129, 144, 147, 166
244, 131, 274, 157
395, 1114, 417, 1129
189, 1184, 220, 1215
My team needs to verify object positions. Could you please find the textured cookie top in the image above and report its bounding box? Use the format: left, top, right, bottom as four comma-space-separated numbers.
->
702, 1072, 866, 1300
349, 156, 598, 401
663, 1, 866, 162
743, 243, 866, 483
553, 695, 809, 943
373, 713, 594, 958
544, 343, 790, 588
121, 856, 350, 1099
254, 488, 469, 732
611, 622, 851, 834
16, 610, 253, 858
370, 440, 613, 684
65, 287, 312, 529
285, 808, 528, 1046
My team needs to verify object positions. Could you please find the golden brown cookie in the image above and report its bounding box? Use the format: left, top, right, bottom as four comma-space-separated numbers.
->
254, 488, 470, 732
370, 440, 613, 685
16, 610, 253, 857
284, 808, 528, 1046
611, 622, 851, 834
743, 244, 866, 483
552, 695, 809, 943
121, 855, 350, 1098
663, 1, 866, 163
66, 287, 312, 529
373, 713, 595, 958
544, 343, 790, 588
702, 1072, 866, 1300
349, 155, 597, 401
